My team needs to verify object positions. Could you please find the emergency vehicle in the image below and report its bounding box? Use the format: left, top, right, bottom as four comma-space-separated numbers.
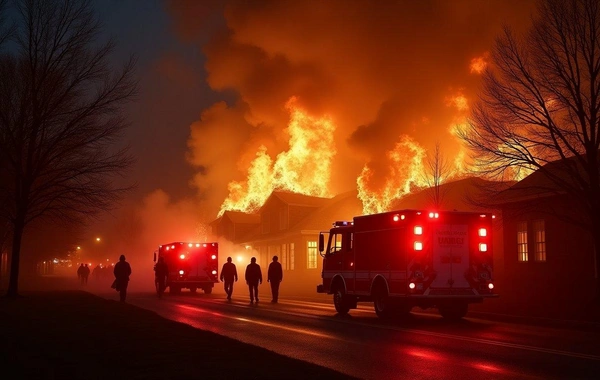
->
317, 210, 497, 320
153, 242, 219, 294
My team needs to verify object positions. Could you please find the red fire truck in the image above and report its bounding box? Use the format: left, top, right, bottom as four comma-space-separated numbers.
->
153, 242, 219, 294
317, 210, 497, 320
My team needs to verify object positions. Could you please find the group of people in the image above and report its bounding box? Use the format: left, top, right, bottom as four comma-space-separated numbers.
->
110, 254, 283, 305
220, 255, 283, 304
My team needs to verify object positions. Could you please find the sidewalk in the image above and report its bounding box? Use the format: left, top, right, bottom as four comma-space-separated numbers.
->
0, 290, 356, 380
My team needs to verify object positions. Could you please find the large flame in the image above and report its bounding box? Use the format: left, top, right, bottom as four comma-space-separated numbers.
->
357, 135, 428, 214
218, 98, 336, 216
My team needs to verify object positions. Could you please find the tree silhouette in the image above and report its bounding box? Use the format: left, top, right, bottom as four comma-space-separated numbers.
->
421, 142, 452, 209
459, 0, 600, 302
0, 0, 137, 298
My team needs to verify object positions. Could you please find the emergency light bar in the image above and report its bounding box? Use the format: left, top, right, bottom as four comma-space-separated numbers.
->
333, 221, 353, 227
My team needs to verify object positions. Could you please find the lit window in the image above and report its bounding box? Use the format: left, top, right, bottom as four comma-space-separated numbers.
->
281, 244, 288, 270
517, 221, 528, 262
533, 220, 546, 262
307, 241, 317, 269
290, 243, 295, 270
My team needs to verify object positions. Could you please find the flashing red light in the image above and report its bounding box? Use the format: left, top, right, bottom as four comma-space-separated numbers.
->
211, 270, 217, 275
428, 212, 439, 218
488, 283, 494, 290
478, 228, 487, 237
393, 214, 400, 222
409, 282, 416, 289
179, 254, 186, 259
479, 243, 488, 252
414, 226, 423, 235
211, 254, 217, 260
178, 270, 184, 275
414, 241, 423, 251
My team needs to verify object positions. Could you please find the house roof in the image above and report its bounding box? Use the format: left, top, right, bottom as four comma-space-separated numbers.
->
389, 176, 510, 212
493, 154, 597, 205
222, 211, 260, 224
263, 191, 330, 209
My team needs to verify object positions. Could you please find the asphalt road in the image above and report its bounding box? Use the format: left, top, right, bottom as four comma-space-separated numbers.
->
94, 289, 600, 380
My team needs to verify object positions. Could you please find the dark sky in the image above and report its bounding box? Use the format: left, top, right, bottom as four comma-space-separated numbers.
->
74, 0, 538, 259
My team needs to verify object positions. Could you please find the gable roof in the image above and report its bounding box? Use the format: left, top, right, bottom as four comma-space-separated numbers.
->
494, 154, 598, 205
390, 177, 510, 212
261, 191, 330, 210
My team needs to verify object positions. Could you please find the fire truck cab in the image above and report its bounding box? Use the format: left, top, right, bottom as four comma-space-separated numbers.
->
316, 210, 497, 320
153, 242, 219, 294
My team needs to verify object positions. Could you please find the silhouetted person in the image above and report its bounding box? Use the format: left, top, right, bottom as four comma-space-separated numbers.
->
92, 265, 101, 281
82, 264, 90, 284
154, 256, 168, 297
220, 257, 238, 300
244, 257, 262, 304
267, 255, 283, 303
77, 264, 85, 284
113, 254, 132, 302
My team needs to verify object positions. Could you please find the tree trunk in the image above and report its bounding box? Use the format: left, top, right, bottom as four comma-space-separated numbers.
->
6, 216, 25, 299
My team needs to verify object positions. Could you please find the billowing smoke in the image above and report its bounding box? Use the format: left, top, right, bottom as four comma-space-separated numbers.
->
167, 0, 536, 217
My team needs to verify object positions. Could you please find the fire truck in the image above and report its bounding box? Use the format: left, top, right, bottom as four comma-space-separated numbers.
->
153, 242, 219, 294
316, 210, 497, 320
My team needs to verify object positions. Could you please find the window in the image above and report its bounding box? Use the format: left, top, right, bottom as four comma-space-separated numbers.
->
517, 221, 528, 262
289, 243, 295, 270
279, 207, 288, 230
307, 241, 317, 269
262, 214, 270, 234
330, 233, 343, 254
533, 219, 546, 262
281, 244, 288, 270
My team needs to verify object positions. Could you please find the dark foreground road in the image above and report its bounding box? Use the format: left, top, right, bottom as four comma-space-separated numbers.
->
0, 290, 357, 380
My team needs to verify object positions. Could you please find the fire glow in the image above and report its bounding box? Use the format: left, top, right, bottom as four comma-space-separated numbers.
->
218, 98, 336, 216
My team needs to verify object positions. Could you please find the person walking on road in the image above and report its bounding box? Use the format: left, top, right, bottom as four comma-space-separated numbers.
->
154, 256, 168, 298
267, 255, 283, 303
114, 254, 132, 302
77, 264, 85, 285
220, 257, 238, 301
244, 257, 262, 304
82, 264, 90, 285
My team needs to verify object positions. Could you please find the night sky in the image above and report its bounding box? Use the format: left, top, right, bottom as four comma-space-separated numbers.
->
76, 0, 537, 259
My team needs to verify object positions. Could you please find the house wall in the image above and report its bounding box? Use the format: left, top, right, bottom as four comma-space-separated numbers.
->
252, 233, 322, 296
496, 196, 596, 319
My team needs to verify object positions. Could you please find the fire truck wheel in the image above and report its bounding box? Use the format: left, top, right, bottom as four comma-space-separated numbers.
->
373, 294, 393, 318
203, 287, 212, 294
438, 303, 468, 320
333, 286, 350, 315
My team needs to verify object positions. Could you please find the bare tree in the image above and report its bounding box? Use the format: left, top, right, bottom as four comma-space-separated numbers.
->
421, 142, 452, 209
0, 0, 137, 298
459, 0, 600, 302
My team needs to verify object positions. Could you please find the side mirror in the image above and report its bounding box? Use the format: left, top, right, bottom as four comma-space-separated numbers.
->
153, 251, 157, 262
318, 233, 324, 253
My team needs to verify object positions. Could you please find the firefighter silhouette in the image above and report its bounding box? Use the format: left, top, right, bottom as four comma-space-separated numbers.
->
244, 257, 262, 304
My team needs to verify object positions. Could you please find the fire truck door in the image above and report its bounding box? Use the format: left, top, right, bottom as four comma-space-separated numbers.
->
430, 224, 470, 288
329, 231, 355, 291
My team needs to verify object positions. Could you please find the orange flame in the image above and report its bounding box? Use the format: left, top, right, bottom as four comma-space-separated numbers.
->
218, 98, 336, 216
357, 135, 427, 214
